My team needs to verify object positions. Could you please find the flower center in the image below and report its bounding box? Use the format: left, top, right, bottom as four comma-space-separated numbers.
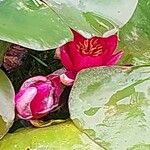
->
76, 39, 103, 56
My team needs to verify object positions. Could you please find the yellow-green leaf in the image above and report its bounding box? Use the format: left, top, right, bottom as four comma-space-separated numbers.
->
0, 70, 15, 139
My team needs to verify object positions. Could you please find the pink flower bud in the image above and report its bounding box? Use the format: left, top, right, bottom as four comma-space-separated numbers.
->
15, 75, 61, 120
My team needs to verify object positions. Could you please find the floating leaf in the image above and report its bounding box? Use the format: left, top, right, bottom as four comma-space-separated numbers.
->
69, 66, 150, 150
0, 70, 15, 139
0, 121, 103, 150
119, 0, 150, 65
0, 0, 72, 50
45, 0, 138, 28
0, 0, 138, 50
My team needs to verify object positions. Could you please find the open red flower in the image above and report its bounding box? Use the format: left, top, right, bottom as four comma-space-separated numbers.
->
58, 29, 123, 85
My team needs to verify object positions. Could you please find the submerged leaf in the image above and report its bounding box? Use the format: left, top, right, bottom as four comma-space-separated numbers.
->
3, 44, 28, 72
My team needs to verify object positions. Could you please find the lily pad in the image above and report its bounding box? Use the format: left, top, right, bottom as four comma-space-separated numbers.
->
45, 0, 138, 28
69, 66, 150, 150
0, 70, 15, 139
0, 121, 103, 150
0, 0, 72, 50
44, 0, 117, 36
119, 0, 150, 65
0, 0, 138, 50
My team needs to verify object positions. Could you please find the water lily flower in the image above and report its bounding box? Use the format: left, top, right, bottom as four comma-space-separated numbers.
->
57, 29, 123, 85
15, 75, 61, 120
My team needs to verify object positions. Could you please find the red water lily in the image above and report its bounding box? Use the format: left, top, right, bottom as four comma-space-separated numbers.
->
15, 75, 61, 120
57, 29, 123, 85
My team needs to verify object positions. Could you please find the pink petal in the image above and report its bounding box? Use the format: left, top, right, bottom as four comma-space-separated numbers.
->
30, 82, 53, 119
37, 88, 58, 115
49, 68, 66, 76
15, 87, 37, 120
60, 71, 76, 86
107, 51, 123, 65
48, 75, 62, 105
20, 76, 47, 90
60, 42, 74, 70
54, 48, 61, 59
36, 93, 58, 117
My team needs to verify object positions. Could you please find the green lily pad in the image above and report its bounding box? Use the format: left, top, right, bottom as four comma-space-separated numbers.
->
119, 0, 150, 65
44, 0, 117, 36
46, 0, 138, 28
0, 121, 104, 150
0, 0, 137, 50
69, 66, 150, 150
0, 0, 72, 50
0, 70, 15, 139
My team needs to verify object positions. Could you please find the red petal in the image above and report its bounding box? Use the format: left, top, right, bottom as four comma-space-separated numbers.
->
67, 42, 104, 71
60, 31, 119, 72
107, 51, 123, 65
75, 56, 104, 72
101, 35, 118, 63
60, 42, 74, 70
65, 71, 76, 80
69, 35, 118, 70
70, 28, 86, 43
